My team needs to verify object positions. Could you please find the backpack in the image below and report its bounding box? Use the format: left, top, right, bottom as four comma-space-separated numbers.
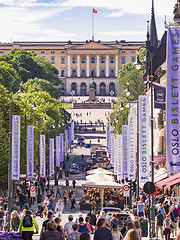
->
22, 215, 33, 227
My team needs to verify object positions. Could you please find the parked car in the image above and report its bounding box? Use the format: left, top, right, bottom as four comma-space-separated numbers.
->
69, 163, 79, 174
77, 136, 85, 145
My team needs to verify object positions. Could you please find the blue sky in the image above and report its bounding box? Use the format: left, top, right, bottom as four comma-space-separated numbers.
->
0, 0, 176, 43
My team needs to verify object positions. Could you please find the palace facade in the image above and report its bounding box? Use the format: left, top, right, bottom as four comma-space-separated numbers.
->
0, 40, 144, 96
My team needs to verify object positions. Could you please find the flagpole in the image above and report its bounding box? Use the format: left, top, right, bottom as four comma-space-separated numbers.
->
92, 9, 94, 41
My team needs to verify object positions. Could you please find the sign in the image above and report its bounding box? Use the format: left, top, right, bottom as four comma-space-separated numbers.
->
49, 138, 54, 175
71, 121, 74, 142
167, 27, 180, 173
139, 96, 150, 183
40, 135, 46, 178
60, 133, 64, 162
27, 125, 34, 179
117, 135, 122, 179
123, 185, 130, 191
123, 190, 130, 197
122, 125, 128, 178
143, 181, 155, 195
150, 187, 158, 196
41, 178, 46, 184
154, 83, 166, 109
65, 130, 68, 155
127, 115, 137, 180
68, 126, 71, 149
114, 137, 118, 175
12, 115, 20, 181
110, 133, 115, 166
56, 136, 60, 167
30, 185, 36, 192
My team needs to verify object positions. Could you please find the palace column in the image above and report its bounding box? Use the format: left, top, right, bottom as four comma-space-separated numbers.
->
86, 55, 89, 77
106, 54, 109, 77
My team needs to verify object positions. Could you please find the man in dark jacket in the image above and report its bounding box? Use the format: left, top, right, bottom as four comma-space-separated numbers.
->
94, 219, 112, 240
40, 220, 64, 240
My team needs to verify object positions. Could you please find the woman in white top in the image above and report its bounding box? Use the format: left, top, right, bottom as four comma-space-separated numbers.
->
111, 224, 123, 240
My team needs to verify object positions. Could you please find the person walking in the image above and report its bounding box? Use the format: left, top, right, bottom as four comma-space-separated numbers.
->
55, 199, 64, 218
78, 217, 90, 233
163, 214, 172, 240
137, 200, 145, 218
156, 210, 164, 239
40, 220, 64, 240
71, 195, 76, 211
11, 210, 20, 231
94, 219, 113, 240
64, 215, 75, 239
123, 229, 139, 240
19, 210, 39, 240
63, 190, 68, 205
73, 180, 76, 188
68, 224, 81, 240
3, 211, 10, 232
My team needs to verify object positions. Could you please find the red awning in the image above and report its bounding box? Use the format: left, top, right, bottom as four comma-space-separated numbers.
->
156, 173, 180, 190
166, 177, 180, 190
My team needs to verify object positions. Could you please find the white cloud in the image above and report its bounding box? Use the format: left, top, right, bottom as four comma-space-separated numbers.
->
61, 0, 175, 18
100, 31, 145, 36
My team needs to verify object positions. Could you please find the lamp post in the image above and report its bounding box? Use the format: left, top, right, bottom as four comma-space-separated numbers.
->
8, 81, 22, 214
124, 84, 140, 201
134, 47, 155, 237
70, 90, 75, 102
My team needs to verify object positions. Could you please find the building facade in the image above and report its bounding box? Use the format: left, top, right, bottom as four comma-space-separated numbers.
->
0, 40, 144, 96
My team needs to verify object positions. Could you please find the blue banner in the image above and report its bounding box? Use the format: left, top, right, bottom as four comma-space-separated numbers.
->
27, 125, 34, 179
12, 115, 20, 181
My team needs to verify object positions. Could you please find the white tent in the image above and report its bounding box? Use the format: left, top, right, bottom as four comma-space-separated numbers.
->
83, 172, 122, 208
86, 168, 114, 176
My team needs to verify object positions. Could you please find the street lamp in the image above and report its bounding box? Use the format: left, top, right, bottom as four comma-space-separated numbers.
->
110, 90, 114, 97
70, 90, 75, 102
8, 80, 22, 214
134, 46, 155, 237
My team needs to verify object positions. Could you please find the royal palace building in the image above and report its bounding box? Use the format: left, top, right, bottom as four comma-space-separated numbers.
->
0, 40, 144, 96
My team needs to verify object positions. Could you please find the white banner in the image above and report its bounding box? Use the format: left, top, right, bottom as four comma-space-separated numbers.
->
122, 125, 128, 178
71, 121, 74, 142
108, 128, 112, 155
49, 138, 54, 176
56, 136, 60, 167
139, 95, 150, 183
114, 137, 118, 175
27, 125, 34, 179
127, 115, 137, 180
110, 133, 115, 166
65, 130, 68, 155
60, 133, 64, 162
12, 115, 20, 181
40, 135, 46, 178
117, 135, 122, 180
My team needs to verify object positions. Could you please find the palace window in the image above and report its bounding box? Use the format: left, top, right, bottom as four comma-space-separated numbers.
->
81, 69, 86, 77
91, 57, 95, 63
110, 69, 115, 77
121, 57, 126, 64
101, 57, 105, 63
61, 69, 65, 77
110, 57, 114, 63
51, 56, 55, 64
72, 57, 76, 63
61, 57, 65, 64
131, 56, 136, 63
100, 69, 105, 77
72, 69, 77, 77
81, 57, 86, 63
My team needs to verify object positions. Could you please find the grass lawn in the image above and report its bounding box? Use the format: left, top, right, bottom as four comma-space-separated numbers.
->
63, 102, 72, 109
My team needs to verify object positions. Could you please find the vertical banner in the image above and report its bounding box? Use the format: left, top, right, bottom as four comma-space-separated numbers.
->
12, 115, 20, 181
127, 116, 137, 180
117, 135, 122, 179
68, 126, 71, 149
40, 135, 46, 178
27, 125, 34, 179
114, 137, 118, 175
60, 133, 64, 162
110, 133, 114, 166
56, 136, 60, 167
71, 121, 74, 142
106, 122, 109, 150
167, 27, 180, 173
49, 138, 54, 176
139, 95, 150, 183
122, 125, 128, 178
65, 130, 68, 155
108, 129, 112, 156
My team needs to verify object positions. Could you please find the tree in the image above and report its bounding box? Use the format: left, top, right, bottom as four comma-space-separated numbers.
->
112, 49, 145, 133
